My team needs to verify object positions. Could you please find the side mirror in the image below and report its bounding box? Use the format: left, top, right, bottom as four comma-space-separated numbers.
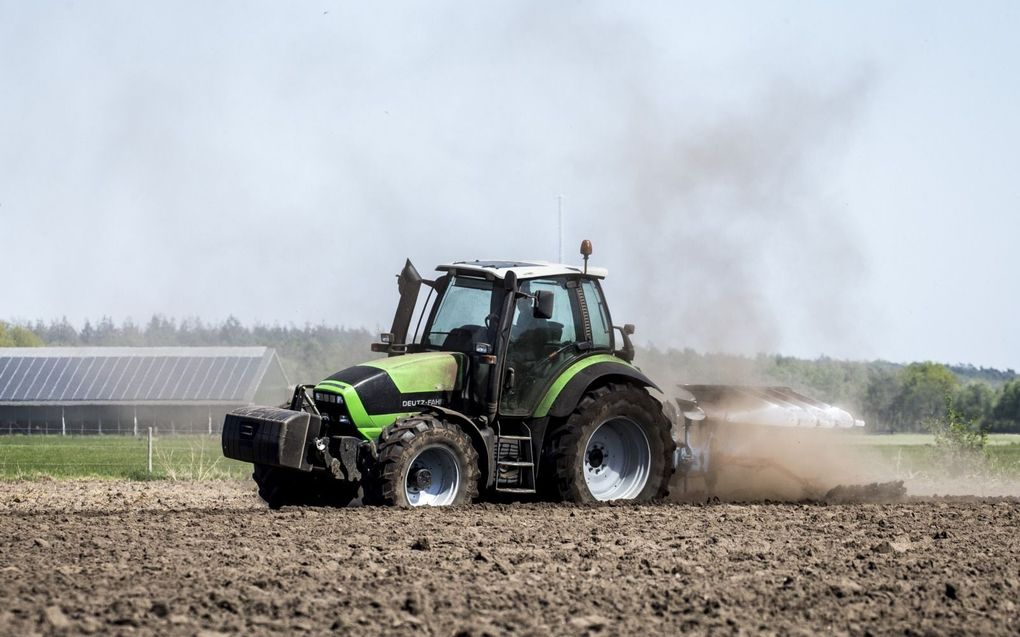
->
533, 290, 554, 319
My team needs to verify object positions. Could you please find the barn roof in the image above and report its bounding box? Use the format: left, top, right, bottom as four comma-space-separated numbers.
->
0, 347, 286, 406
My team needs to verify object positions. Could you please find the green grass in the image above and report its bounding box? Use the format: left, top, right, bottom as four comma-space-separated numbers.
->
849, 433, 1020, 447
0, 435, 252, 480
850, 433, 1020, 478
3, 432, 1020, 482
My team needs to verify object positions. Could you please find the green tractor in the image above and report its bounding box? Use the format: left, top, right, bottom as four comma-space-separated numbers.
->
223, 242, 676, 506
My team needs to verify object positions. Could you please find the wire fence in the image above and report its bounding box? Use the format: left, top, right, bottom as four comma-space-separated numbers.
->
0, 413, 226, 437
0, 431, 250, 480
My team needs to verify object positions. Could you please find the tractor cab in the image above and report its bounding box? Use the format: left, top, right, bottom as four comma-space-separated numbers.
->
376, 258, 622, 418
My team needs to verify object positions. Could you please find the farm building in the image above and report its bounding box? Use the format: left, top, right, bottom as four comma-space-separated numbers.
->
0, 347, 290, 435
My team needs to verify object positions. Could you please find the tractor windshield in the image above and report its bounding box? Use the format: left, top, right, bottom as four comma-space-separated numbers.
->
423, 276, 497, 350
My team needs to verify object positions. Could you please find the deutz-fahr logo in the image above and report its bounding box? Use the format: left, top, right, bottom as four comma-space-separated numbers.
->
401, 397, 444, 408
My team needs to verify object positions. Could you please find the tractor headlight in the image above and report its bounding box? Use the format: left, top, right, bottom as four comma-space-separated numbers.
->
314, 392, 344, 404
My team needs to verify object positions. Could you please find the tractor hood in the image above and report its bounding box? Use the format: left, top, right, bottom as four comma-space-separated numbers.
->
313, 352, 466, 440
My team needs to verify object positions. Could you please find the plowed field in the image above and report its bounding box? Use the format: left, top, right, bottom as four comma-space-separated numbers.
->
1, 481, 1018, 635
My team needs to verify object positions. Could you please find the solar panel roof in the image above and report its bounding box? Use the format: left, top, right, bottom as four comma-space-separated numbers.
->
0, 347, 280, 404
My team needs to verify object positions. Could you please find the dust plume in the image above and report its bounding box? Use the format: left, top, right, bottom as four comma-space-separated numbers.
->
602, 75, 875, 359
668, 419, 1020, 501
665, 418, 889, 502
673, 424, 890, 502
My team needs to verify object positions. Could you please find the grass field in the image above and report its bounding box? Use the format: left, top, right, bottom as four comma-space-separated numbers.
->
1, 433, 1019, 481
0, 435, 251, 480
848, 433, 1020, 446
847, 433, 1020, 479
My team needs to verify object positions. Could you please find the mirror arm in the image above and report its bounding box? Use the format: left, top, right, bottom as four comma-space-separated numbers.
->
613, 324, 636, 363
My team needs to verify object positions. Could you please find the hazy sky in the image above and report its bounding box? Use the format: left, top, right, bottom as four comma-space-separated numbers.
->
1, 2, 1017, 370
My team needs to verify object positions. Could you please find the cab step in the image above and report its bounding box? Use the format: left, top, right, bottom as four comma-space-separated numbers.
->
493, 425, 537, 493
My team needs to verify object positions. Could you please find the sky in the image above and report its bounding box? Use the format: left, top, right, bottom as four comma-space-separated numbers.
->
1, 1, 1018, 370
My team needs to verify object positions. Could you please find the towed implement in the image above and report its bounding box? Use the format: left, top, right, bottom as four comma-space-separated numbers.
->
222, 242, 864, 507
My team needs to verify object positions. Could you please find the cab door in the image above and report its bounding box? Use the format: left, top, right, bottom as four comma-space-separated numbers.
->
498, 277, 585, 416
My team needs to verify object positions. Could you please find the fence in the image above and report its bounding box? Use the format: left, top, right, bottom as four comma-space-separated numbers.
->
0, 405, 234, 437
0, 430, 250, 480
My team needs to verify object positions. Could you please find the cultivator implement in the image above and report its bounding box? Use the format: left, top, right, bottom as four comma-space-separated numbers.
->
668, 385, 867, 499
680, 385, 864, 429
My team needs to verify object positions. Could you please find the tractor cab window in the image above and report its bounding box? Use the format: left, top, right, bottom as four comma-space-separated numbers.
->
500, 278, 582, 414
581, 280, 612, 350
424, 276, 496, 352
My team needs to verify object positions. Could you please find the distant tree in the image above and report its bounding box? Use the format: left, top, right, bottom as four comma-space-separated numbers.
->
953, 381, 996, 428
990, 380, 1020, 433
0, 322, 44, 347
118, 319, 144, 346
863, 366, 901, 432
94, 316, 118, 345
145, 315, 178, 346
218, 316, 247, 346
34, 317, 79, 345
890, 362, 960, 431
79, 320, 96, 344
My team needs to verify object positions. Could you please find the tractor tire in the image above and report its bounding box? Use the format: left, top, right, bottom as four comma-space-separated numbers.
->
253, 464, 359, 509
546, 383, 674, 504
366, 415, 480, 507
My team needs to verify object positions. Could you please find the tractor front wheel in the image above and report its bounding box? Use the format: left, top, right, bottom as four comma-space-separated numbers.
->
546, 383, 674, 503
367, 416, 480, 507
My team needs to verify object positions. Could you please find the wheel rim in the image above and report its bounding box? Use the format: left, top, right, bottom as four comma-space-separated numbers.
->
404, 444, 461, 506
583, 417, 651, 501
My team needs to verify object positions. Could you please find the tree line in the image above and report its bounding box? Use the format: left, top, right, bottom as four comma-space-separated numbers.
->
7, 317, 1020, 433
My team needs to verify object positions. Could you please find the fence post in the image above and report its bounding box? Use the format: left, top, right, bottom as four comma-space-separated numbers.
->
133, 409, 138, 437
147, 427, 153, 475
208, 412, 212, 436
61, 409, 66, 436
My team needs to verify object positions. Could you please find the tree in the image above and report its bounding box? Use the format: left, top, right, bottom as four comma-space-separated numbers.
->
0, 322, 44, 347
889, 362, 959, 432
953, 381, 995, 427
990, 380, 1020, 433
863, 366, 900, 432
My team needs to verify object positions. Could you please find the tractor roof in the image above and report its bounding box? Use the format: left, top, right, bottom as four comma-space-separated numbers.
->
436, 260, 608, 280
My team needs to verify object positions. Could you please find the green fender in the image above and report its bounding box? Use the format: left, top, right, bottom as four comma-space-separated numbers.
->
532, 354, 661, 419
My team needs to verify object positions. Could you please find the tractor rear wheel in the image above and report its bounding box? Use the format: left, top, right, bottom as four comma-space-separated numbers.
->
368, 416, 480, 507
253, 464, 359, 509
546, 383, 674, 503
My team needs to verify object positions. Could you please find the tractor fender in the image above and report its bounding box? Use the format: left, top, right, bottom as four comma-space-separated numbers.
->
419, 404, 495, 488
541, 360, 661, 419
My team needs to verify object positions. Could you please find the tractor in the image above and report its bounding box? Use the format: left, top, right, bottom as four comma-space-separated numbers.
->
222, 242, 864, 507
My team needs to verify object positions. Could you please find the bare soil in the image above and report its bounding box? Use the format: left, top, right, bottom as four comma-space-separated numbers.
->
1, 480, 1018, 636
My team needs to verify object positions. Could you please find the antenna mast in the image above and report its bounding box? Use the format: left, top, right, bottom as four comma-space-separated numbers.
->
557, 195, 563, 263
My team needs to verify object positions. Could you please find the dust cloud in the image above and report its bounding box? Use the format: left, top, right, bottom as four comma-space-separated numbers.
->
667, 419, 1020, 501
666, 420, 884, 502
604, 75, 875, 358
